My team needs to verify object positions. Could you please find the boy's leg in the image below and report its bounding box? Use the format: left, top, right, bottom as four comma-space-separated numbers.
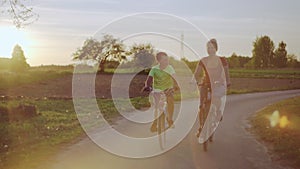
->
166, 94, 174, 128
150, 93, 161, 132
197, 86, 208, 137
213, 96, 223, 121
150, 115, 158, 132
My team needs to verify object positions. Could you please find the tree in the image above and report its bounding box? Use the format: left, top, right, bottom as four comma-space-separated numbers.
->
134, 50, 155, 71
129, 43, 155, 70
181, 58, 198, 71
1, 0, 39, 28
238, 55, 251, 68
128, 43, 155, 57
227, 53, 240, 68
73, 35, 126, 73
72, 38, 103, 60
98, 35, 126, 72
227, 53, 251, 68
244, 58, 255, 69
104, 60, 120, 69
252, 36, 275, 68
287, 54, 300, 68
273, 41, 288, 68
10, 44, 29, 72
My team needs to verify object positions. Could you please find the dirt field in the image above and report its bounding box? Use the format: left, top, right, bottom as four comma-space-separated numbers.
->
0, 73, 299, 99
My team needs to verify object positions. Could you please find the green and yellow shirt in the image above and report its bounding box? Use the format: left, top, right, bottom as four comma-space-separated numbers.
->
149, 64, 175, 91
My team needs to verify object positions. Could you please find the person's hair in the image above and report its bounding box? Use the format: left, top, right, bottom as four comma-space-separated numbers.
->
207, 38, 218, 51
156, 52, 168, 61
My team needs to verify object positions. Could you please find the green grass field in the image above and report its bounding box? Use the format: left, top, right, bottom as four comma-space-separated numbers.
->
0, 97, 150, 169
250, 96, 300, 168
229, 68, 300, 79
107, 68, 300, 78
0, 68, 72, 90
1, 66, 299, 91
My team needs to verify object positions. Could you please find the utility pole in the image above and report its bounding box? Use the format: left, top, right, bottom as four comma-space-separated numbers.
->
180, 32, 184, 59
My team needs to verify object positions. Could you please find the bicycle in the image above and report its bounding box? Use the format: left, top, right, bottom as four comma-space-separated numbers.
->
196, 83, 216, 152
141, 87, 174, 150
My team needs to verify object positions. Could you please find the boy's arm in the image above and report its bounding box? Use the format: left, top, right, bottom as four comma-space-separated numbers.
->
193, 61, 203, 84
141, 67, 154, 92
141, 75, 153, 92
171, 73, 180, 91
168, 65, 179, 91
145, 76, 153, 88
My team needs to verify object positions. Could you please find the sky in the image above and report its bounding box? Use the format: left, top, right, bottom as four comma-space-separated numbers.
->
0, 0, 300, 66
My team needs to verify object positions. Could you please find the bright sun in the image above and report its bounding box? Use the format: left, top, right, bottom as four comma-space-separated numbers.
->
0, 26, 31, 58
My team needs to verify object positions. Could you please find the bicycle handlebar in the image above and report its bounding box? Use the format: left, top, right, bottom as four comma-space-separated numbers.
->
140, 86, 153, 93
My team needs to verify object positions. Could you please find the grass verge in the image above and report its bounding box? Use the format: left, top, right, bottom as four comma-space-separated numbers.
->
0, 70, 71, 90
0, 99, 82, 169
0, 97, 150, 169
250, 96, 300, 168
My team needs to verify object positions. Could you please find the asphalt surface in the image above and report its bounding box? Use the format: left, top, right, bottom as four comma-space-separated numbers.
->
44, 90, 300, 169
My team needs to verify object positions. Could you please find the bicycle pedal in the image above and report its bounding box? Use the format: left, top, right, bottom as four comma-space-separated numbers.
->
199, 137, 204, 143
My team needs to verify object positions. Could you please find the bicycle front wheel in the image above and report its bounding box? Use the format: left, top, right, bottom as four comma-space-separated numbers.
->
157, 112, 166, 150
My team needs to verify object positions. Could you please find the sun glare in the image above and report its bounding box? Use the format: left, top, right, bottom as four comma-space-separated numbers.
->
0, 26, 32, 58
269, 110, 290, 128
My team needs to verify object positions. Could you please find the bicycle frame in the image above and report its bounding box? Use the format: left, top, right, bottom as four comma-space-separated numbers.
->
198, 84, 213, 151
151, 91, 167, 150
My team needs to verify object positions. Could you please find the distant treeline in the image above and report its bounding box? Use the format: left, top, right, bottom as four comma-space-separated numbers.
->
226, 53, 300, 69
0, 45, 29, 72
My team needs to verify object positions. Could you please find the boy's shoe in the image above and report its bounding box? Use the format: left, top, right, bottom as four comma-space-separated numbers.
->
166, 117, 174, 129
209, 135, 213, 142
196, 128, 201, 138
195, 130, 200, 138
150, 120, 157, 132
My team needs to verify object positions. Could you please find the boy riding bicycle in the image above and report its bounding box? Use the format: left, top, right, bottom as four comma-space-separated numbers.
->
142, 52, 177, 132
193, 39, 231, 138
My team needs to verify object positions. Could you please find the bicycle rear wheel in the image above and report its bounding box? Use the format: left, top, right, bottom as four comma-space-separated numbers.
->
157, 112, 166, 150
199, 105, 209, 151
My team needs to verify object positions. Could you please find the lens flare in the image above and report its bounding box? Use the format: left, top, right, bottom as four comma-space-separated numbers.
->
279, 116, 289, 128
269, 110, 289, 128
269, 110, 280, 127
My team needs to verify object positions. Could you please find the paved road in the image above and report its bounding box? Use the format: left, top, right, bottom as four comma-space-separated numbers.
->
45, 90, 300, 169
